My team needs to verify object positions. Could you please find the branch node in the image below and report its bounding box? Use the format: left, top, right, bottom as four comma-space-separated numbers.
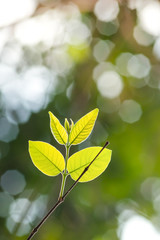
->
84, 166, 89, 172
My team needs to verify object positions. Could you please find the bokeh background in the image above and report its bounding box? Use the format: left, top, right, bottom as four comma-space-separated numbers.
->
1, 0, 160, 239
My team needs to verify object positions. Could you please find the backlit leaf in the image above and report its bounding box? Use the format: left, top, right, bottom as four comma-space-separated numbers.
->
29, 141, 65, 176
67, 146, 112, 182
69, 108, 99, 145
64, 118, 70, 133
49, 111, 68, 145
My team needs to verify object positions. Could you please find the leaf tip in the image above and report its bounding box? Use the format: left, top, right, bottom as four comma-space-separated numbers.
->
48, 111, 52, 117
94, 108, 99, 114
90, 108, 99, 117
28, 140, 33, 152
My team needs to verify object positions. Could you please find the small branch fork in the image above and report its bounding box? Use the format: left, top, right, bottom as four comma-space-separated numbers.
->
27, 141, 109, 240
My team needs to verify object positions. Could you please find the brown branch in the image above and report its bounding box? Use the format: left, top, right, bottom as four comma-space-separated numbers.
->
27, 141, 109, 240
62, 141, 109, 199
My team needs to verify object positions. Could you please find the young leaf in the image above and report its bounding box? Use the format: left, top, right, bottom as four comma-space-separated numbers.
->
70, 119, 74, 130
29, 141, 65, 176
67, 147, 112, 182
49, 112, 68, 145
64, 118, 70, 133
69, 108, 99, 145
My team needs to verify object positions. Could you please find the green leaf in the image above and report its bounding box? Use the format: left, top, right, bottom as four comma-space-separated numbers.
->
29, 141, 65, 176
49, 111, 68, 145
64, 118, 70, 133
70, 119, 74, 131
69, 108, 99, 145
67, 146, 112, 182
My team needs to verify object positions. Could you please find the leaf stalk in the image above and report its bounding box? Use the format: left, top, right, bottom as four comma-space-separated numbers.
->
59, 144, 70, 199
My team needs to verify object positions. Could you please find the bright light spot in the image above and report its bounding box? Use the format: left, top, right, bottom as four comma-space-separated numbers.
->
133, 25, 154, 46
14, 10, 66, 47
45, 47, 73, 74
0, 64, 17, 87
66, 19, 91, 46
14, 6, 83, 48
127, 54, 151, 78
60, 2, 81, 19
9, 198, 37, 224
154, 196, 160, 214
140, 177, 157, 201
149, 178, 160, 213
119, 100, 142, 123
0, 65, 56, 118
1, 78, 31, 124
96, 20, 119, 36
1, 79, 30, 124
0, 117, 19, 142
6, 194, 47, 236
93, 62, 116, 81
116, 52, 133, 76
20, 66, 55, 112
1, 170, 26, 195
151, 178, 160, 199
128, 0, 145, 10
6, 216, 31, 236
33, 195, 48, 218
97, 70, 123, 99
5, 103, 31, 124
0, 0, 37, 27
8, 194, 48, 231
138, 1, 160, 36
94, 0, 119, 22
153, 37, 160, 60
0, 192, 13, 217
1, 43, 23, 67
119, 215, 160, 240
93, 40, 114, 62
145, 65, 160, 89
0, 29, 11, 54
66, 83, 74, 99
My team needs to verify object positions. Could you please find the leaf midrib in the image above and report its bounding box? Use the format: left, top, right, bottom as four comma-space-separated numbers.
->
32, 144, 63, 173
51, 117, 66, 145
68, 162, 89, 174
68, 153, 101, 174
69, 113, 95, 145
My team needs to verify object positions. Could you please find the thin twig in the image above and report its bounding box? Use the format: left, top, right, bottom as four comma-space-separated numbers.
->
27, 141, 109, 240
62, 141, 109, 199
27, 199, 64, 240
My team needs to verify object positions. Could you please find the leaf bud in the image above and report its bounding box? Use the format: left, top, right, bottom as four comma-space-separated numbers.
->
70, 119, 74, 131
64, 118, 70, 133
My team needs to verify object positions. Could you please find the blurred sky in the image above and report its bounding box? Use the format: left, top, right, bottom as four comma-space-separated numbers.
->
1, 0, 160, 239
